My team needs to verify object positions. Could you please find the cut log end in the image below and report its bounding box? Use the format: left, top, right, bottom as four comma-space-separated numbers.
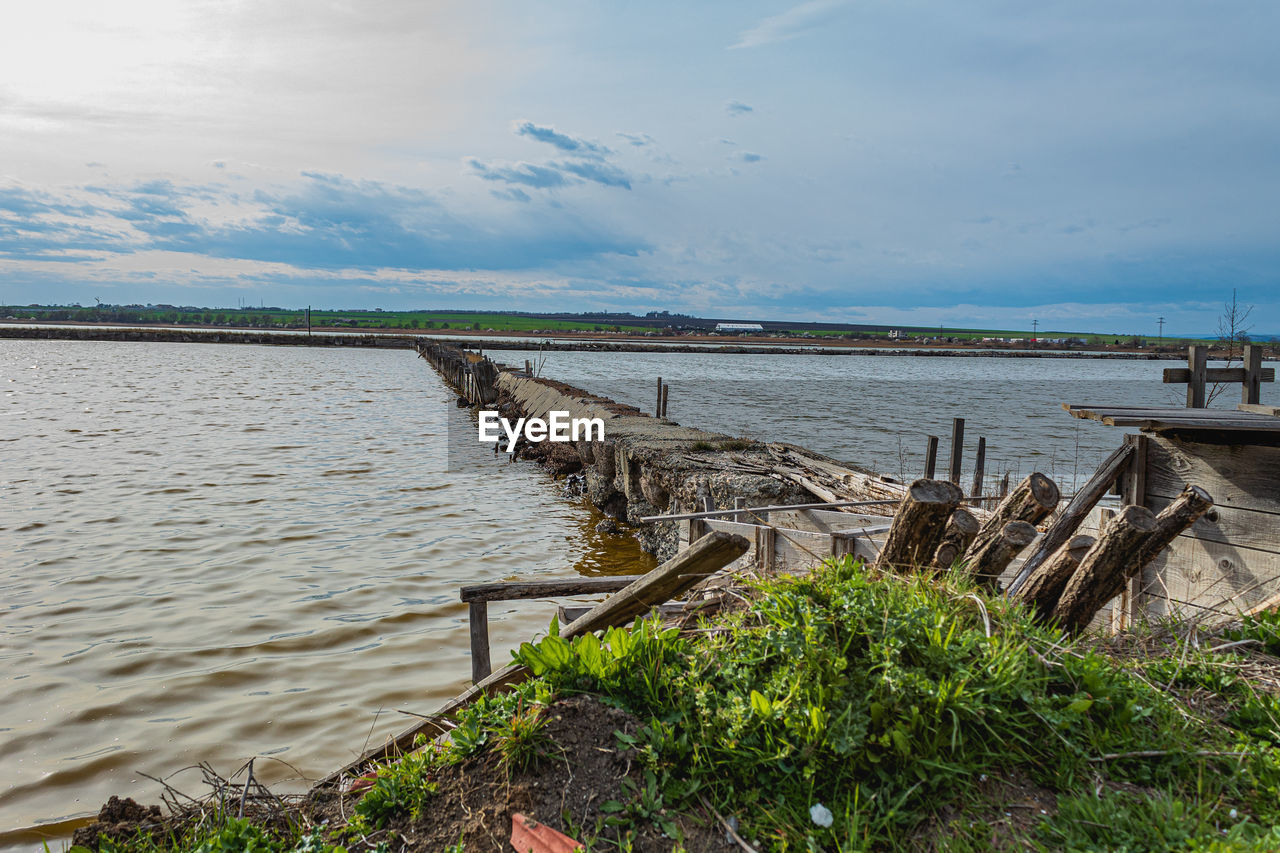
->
908, 478, 966, 505
1028, 472, 1061, 509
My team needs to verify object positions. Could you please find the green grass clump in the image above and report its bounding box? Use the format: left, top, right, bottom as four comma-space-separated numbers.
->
514, 557, 1280, 850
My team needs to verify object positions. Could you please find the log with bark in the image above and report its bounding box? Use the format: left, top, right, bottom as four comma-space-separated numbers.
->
1049, 506, 1157, 633
873, 479, 964, 572
932, 509, 980, 570
1013, 534, 1096, 619
961, 520, 1037, 590
1130, 485, 1214, 573
961, 473, 1059, 569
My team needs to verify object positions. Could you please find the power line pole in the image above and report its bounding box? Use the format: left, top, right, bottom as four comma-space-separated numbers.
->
1157, 316, 1165, 345
1031, 318, 1038, 342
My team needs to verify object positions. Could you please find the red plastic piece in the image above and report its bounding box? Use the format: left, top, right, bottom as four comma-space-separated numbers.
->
509, 813, 583, 852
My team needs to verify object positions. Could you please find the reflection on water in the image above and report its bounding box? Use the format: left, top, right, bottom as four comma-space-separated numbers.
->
0, 340, 651, 849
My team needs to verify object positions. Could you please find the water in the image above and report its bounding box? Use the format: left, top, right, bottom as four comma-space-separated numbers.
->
0, 340, 651, 848
2, 340, 1274, 846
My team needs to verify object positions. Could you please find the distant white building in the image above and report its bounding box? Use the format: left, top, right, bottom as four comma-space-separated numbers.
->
714, 322, 764, 334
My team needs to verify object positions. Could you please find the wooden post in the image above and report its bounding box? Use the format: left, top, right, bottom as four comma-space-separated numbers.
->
469, 600, 491, 683
1187, 344, 1207, 408
962, 521, 1037, 590
1243, 345, 1263, 405
873, 479, 964, 572
970, 437, 986, 497
733, 496, 747, 520
948, 418, 965, 484
1014, 534, 1096, 619
924, 435, 939, 479
1007, 442, 1134, 596
525, 360, 532, 377
656, 377, 663, 416
962, 473, 1059, 567
1050, 505, 1159, 633
1122, 433, 1148, 507
999, 472, 1010, 498
661, 382, 669, 418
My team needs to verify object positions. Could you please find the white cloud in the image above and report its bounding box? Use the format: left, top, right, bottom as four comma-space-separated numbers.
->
730, 0, 853, 50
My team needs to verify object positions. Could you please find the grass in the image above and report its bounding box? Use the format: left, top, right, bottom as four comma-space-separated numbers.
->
75, 558, 1280, 851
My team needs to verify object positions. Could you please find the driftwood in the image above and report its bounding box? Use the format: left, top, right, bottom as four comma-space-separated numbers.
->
962, 473, 1059, 569
1014, 534, 1096, 618
1130, 485, 1214, 573
1050, 506, 1157, 633
962, 521, 1037, 590
874, 479, 964, 571
1007, 444, 1134, 596
318, 531, 749, 788
932, 509, 980, 569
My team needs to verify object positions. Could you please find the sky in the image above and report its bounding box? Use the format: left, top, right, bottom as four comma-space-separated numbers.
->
1, 1, 1277, 335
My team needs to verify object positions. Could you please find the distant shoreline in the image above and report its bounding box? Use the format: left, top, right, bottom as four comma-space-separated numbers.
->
0, 322, 1240, 360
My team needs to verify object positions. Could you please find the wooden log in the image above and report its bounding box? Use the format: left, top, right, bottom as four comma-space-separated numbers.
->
318, 530, 748, 788
1006, 443, 1134, 596
661, 382, 670, 418
1050, 505, 1159, 633
932, 509, 980, 570
461, 576, 643, 602
962, 473, 1059, 569
873, 479, 964, 572
1130, 485, 1214, 572
961, 520, 1036, 590
1187, 344, 1207, 408
1014, 534, 1096, 619
1243, 345, 1263, 405
656, 377, 663, 416
469, 601, 492, 682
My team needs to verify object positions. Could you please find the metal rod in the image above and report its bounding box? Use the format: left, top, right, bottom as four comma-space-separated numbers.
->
640, 499, 902, 523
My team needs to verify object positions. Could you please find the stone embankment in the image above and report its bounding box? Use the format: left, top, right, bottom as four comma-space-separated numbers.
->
418, 341, 906, 559
0, 326, 415, 348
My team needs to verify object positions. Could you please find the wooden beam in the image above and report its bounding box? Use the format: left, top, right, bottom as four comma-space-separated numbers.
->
468, 601, 492, 683
971, 436, 986, 498
461, 576, 643, 603
1243, 345, 1264, 406
1007, 441, 1134, 596
1163, 366, 1275, 385
1187, 345, 1207, 408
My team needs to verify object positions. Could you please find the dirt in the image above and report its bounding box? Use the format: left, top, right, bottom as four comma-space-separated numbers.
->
313, 694, 734, 853
72, 796, 165, 850
910, 769, 1060, 850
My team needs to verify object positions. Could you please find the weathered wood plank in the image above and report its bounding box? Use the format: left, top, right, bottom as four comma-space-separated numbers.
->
1162, 366, 1274, 384
469, 601, 492, 683
1144, 434, 1280, 514
1140, 536, 1280, 621
1238, 403, 1280, 417
1145, 496, 1280, 555
461, 576, 643, 602
558, 603, 686, 623
766, 509, 894, 533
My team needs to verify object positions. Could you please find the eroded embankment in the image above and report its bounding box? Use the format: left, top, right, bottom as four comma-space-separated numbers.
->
419, 341, 904, 560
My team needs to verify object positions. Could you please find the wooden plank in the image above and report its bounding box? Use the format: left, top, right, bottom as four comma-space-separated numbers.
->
1108, 416, 1280, 432
971, 436, 986, 498
1162, 366, 1274, 384
1146, 497, 1280, 555
766, 509, 895, 533
559, 603, 686, 623
1144, 434, 1280, 515
1122, 433, 1148, 507
1007, 441, 1134, 596
1072, 406, 1274, 420
1139, 535, 1280, 621
461, 576, 643, 602
1239, 403, 1280, 416
561, 530, 749, 636
468, 601, 491, 683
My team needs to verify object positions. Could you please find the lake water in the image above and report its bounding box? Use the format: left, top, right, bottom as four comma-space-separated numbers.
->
1, 340, 1274, 847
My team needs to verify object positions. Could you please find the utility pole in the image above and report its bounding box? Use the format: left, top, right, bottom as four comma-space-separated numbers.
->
1031, 318, 1038, 342
1157, 316, 1165, 346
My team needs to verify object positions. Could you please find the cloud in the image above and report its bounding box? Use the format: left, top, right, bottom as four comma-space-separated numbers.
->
617, 131, 654, 147
554, 160, 632, 190
467, 158, 569, 189
740, 152, 763, 163
514, 121, 610, 159
725, 101, 754, 116
730, 0, 852, 50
